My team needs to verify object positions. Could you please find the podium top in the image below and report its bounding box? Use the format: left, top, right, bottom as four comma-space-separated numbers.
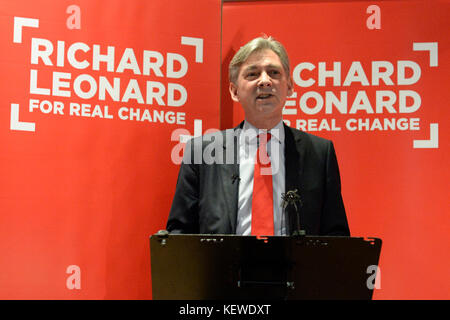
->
150, 234, 382, 300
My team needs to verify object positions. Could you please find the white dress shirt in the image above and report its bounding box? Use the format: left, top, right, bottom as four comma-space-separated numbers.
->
236, 120, 286, 236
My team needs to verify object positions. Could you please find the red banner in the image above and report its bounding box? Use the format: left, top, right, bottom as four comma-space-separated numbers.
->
0, 0, 220, 299
222, 0, 449, 299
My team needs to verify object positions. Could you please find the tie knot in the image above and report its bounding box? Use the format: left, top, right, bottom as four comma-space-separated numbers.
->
258, 132, 271, 146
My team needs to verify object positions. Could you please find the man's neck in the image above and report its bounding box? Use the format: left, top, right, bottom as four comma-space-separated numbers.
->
244, 116, 283, 130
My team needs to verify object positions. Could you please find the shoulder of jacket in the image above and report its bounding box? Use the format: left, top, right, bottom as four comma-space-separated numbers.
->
285, 125, 332, 146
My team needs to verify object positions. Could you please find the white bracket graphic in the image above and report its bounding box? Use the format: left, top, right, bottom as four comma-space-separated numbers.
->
12, 17, 39, 132
413, 123, 438, 148
10, 104, 36, 132
413, 42, 438, 67
181, 37, 203, 63
411, 42, 439, 149
13, 17, 39, 43
179, 119, 203, 143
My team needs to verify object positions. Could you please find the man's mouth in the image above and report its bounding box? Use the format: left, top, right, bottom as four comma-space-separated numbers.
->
256, 93, 274, 100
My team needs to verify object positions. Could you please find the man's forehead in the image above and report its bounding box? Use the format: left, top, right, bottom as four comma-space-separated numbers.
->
239, 49, 283, 69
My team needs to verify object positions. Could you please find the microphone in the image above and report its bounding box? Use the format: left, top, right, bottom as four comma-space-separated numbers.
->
231, 174, 240, 184
281, 189, 305, 236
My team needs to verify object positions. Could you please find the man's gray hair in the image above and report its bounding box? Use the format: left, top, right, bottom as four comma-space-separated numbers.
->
229, 36, 291, 84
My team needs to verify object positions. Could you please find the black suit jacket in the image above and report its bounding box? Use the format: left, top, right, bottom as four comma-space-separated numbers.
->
166, 123, 350, 236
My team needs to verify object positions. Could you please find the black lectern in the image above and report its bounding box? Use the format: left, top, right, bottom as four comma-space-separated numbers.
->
150, 232, 381, 300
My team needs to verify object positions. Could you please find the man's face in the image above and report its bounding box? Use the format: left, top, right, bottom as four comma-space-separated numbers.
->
229, 49, 293, 125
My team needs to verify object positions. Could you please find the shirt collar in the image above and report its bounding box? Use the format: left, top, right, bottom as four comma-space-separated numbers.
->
241, 119, 285, 144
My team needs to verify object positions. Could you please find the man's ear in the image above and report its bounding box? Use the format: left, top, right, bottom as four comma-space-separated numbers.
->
287, 76, 294, 97
229, 82, 239, 102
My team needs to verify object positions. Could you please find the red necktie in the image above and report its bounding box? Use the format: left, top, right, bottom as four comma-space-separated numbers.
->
251, 132, 274, 236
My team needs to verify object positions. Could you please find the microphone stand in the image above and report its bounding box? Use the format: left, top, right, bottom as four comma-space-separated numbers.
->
281, 189, 305, 237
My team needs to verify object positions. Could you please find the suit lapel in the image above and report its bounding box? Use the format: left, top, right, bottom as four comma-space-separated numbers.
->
219, 125, 241, 233
284, 125, 305, 235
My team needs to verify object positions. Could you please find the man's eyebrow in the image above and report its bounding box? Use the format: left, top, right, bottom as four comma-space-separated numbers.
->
266, 64, 282, 69
243, 64, 282, 71
243, 65, 258, 72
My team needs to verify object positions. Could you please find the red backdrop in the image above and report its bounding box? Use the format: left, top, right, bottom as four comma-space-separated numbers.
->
0, 0, 220, 299
0, 0, 448, 299
222, 0, 449, 300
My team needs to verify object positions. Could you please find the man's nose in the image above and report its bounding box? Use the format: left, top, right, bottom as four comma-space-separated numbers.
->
258, 71, 272, 87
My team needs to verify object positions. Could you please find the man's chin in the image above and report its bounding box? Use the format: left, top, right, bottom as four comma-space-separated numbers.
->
255, 102, 279, 113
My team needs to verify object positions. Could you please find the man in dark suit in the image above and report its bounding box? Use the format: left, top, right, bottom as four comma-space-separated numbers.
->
166, 36, 350, 236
